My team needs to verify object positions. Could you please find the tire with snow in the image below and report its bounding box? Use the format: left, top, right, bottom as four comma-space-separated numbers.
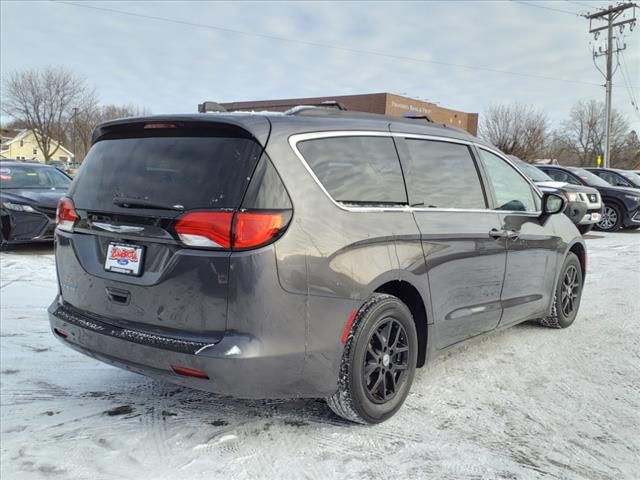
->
539, 252, 582, 329
326, 293, 417, 424
0, 224, 7, 252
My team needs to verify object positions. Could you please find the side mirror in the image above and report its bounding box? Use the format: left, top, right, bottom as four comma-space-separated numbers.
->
542, 192, 565, 215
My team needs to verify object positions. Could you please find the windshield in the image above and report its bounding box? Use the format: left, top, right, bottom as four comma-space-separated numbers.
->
0, 165, 71, 189
513, 159, 552, 182
567, 167, 612, 187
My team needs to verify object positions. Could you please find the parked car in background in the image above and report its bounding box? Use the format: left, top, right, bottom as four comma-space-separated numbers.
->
585, 168, 640, 189
46, 159, 67, 169
511, 157, 601, 234
1, 160, 72, 249
48, 109, 586, 424
537, 165, 640, 232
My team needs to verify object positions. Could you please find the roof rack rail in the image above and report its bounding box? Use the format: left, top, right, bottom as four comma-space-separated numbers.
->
284, 101, 348, 115
285, 107, 395, 120
197, 101, 227, 113
402, 111, 434, 123
281, 105, 475, 138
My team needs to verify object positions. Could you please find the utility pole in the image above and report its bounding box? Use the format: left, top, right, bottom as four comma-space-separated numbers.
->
588, 2, 637, 168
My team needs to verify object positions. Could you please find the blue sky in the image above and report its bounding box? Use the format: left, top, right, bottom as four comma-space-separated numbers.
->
1, 0, 639, 133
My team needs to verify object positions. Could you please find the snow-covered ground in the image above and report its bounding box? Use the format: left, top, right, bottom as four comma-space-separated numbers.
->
1, 232, 639, 480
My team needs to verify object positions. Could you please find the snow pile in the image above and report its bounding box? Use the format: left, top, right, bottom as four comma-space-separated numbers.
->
1, 233, 639, 479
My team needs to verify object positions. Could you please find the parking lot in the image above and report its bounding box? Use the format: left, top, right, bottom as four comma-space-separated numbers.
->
1, 231, 639, 480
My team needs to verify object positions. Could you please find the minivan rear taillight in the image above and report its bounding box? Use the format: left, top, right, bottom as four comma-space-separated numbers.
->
174, 211, 234, 248
233, 211, 290, 249
174, 210, 291, 250
56, 197, 79, 232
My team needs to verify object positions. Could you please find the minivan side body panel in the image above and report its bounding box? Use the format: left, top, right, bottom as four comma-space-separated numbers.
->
265, 122, 429, 386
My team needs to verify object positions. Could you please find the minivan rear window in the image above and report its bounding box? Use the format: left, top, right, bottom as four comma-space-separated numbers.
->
297, 136, 407, 205
70, 130, 262, 213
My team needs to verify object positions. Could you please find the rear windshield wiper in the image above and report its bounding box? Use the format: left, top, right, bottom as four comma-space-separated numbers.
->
113, 197, 184, 211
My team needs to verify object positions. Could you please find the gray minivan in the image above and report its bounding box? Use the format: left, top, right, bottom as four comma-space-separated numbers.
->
49, 108, 586, 423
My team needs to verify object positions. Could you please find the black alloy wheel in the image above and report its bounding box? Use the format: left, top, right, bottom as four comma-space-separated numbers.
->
363, 318, 410, 404
560, 265, 580, 318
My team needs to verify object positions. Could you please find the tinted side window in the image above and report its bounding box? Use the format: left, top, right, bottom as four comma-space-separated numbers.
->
543, 168, 579, 185
598, 171, 615, 184
479, 149, 537, 212
297, 136, 407, 205
566, 174, 582, 185
402, 139, 486, 209
610, 173, 630, 187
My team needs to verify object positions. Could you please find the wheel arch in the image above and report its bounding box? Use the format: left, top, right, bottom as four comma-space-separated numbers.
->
546, 238, 586, 317
601, 196, 626, 220
374, 280, 428, 368
568, 241, 587, 283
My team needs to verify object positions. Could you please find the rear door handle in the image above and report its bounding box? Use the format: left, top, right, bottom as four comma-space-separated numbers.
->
489, 229, 520, 240
489, 228, 507, 239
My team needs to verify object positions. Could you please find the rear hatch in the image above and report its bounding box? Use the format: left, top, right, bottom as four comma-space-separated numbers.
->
56, 118, 271, 341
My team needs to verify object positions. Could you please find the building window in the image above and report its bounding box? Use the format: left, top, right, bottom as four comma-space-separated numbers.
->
20, 140, 24, 147
33, 148, 38, 155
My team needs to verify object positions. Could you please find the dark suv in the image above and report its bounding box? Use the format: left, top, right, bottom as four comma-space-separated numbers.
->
537, 165, 640, 232
49, 109, 586, 424
585, 168, 640, 189
511, 157, 602, 234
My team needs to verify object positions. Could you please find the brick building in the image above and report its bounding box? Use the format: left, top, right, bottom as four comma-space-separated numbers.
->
221, 92, 478, 135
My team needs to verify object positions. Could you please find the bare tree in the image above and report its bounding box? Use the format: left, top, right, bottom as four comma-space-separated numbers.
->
555, 100, 629, 167
480, 104, 549, 160
69, 103, 151, 161
1, 67, 95, 162
619, 130, 640, 169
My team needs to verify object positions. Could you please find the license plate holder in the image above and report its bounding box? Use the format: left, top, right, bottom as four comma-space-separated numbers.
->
104, 242, 144, 276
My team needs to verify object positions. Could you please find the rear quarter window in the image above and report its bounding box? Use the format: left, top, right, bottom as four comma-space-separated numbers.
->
296, 136, 407, 205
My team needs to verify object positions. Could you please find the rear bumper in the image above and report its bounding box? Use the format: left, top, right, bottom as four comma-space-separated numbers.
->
49, 299, 333, 399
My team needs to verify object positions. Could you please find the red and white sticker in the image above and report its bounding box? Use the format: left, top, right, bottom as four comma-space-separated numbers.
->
104, 243, 144, 276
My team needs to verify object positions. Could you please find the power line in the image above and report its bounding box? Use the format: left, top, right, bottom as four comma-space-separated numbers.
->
511, 0, 584, 16
618, 48, 640, 119
52, 0, 614, 88
565, 0, 600, 10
